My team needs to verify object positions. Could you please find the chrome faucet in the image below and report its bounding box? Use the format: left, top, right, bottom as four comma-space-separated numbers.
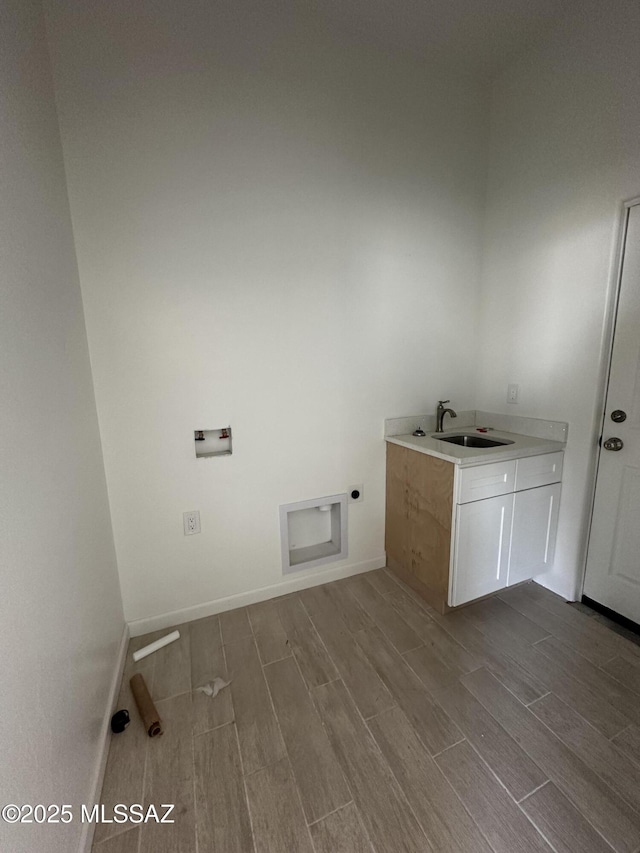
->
436, 400, 457, 433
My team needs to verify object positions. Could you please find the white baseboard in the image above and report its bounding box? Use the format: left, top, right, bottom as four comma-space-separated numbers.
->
128, 555, 386, 637
79, 622, 129, 853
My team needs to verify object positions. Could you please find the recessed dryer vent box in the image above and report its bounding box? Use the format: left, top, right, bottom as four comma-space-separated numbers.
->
279, 493, 348, 574
195, 427, 232, 458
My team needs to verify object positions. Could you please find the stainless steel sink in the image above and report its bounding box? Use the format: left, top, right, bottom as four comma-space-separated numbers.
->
431, 433, 514, 448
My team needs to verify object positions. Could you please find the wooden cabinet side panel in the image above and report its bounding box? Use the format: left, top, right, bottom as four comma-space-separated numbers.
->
386, 444, 454, 610
385, 443, 409, 571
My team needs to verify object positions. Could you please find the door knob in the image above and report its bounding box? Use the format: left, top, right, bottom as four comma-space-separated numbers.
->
611, 410, 627, 423
603, 437, 624, 451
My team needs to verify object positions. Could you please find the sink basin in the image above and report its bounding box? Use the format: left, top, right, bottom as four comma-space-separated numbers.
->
431, 433, 514, 448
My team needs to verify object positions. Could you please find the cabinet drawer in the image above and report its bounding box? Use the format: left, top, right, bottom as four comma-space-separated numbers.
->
515, 452, 563, 491
458, 460, 516, 504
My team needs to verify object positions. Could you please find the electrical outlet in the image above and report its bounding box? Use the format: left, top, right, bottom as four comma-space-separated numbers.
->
348, 484, 364, 503
183, 510, 201, 535
507, 383, 520, 404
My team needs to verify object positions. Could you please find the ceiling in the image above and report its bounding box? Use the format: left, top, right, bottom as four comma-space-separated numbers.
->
311, 0, 585, 78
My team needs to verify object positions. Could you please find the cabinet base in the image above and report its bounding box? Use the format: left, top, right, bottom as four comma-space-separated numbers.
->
387, 560, 532, 615
387, 559, 454, 615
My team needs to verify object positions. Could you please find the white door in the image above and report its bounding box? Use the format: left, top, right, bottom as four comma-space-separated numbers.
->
509, 484, 561, 587
451, 493, 513, 606
584, 201, 640, 622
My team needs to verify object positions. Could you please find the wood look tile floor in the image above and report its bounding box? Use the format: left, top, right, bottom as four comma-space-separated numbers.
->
92, 571, 640, 853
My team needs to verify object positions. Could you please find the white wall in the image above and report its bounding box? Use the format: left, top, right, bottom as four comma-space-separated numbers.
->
46, 0, 489, 627
478, 1, 640, 598
0, 2, 125, 850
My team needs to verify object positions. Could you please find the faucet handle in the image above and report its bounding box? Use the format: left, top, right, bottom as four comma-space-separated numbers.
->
438, 400, 450, 406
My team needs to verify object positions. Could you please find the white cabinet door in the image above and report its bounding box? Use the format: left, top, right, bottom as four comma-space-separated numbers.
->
451, 493, 514, 606
508, 483, 561, 586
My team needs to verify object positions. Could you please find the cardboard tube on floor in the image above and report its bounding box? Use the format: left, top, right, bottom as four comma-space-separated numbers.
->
130, 673, 163, 737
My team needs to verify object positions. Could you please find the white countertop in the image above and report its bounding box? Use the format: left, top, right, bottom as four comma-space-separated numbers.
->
385, 427, 565, 467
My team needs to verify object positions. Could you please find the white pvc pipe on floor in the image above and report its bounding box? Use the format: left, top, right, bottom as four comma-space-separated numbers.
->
132, 630, 180, 662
